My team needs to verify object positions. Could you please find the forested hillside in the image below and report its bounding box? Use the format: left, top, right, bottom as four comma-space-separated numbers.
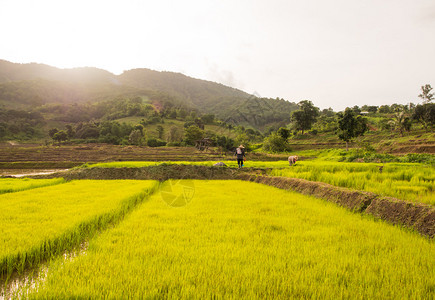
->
0, 60, 298, 131
1, 59, 432, 156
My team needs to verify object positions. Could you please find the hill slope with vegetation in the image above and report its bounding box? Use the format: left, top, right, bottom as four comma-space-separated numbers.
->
0, 60, 298, 133
0, 59, 433, 159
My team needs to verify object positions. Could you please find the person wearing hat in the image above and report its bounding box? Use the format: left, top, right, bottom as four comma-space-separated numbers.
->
234, 145, 246, 168
288, 155, 298, 166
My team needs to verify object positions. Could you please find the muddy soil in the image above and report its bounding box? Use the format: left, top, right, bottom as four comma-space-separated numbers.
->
0, 169, 68, 177
34, 165, 257, 181
0, 143, 289, 164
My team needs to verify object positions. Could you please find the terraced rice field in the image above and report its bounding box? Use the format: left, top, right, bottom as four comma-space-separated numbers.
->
8, 180, 435, 299
0, 144, 226, 163
82, 160, 435, 205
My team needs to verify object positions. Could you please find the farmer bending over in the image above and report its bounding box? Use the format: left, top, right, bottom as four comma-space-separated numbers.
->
288, 155, 298, 166
235, 145, 246, 168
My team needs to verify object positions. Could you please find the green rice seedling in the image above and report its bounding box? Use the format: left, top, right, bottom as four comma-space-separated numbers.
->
271, 161, 435, 205
0, 178, 65, 195
0, 180, 159, 282
22, 180, 435, 299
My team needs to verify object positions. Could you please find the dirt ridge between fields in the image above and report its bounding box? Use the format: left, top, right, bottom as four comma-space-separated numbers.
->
34, 165, 434, 238
34, 165, 243, 181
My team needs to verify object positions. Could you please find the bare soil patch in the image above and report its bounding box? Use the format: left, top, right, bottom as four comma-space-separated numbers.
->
35, 165, 246, 181
0, 143, 288, 164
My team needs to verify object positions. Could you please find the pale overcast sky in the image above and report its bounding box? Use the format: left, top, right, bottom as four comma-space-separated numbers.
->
1, 0, 434, 110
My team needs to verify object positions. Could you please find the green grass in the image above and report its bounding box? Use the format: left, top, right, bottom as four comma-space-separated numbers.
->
21, 180, 435, 299
270, 161, 435, 205
0, 180, 159, 280
0, 178, 65, 194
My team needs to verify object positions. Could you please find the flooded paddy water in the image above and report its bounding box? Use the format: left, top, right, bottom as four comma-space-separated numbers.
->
0, 169, 68, 178
0, 242, 88, 300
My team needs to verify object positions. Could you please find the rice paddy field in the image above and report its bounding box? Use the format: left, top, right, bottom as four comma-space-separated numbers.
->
82, 160, 435, 205
270, 161, 435, 205
0, 180, 159, 281
0, 178, 65, 194
7, 180, 434, 299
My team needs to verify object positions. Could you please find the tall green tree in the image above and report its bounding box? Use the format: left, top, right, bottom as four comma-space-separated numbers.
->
167, 126, 183, 143
65, 124, 75, 139
291, 100, 319, 134
413, 103, 435, 130
277, 127, 291, 140
262, 132, 290, 153
184, 125, 204, 145
52, 130, 68, 144
156, 125, 164, 139
378, 105, 391, 114
214, 135, 235, 151
418, 84, 433, 104
48, 128, 59, 138
389, 111, 411, 136
201, 114, 215, 124
337, 108, 368, 151
235, 132, 250, 150
128, 129, 145, 146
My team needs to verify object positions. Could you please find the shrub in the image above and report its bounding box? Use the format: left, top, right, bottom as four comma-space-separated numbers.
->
184, 125, 204, 145
99, 134, 121, 145
401, 153, 435, 164
342, 149, 398, 163
262, 132, 290, 153
147, 138, 167, 147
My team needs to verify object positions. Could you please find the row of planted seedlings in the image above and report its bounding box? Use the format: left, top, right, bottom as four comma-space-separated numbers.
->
79, 160, 435, 205
0, 179, 159, 285
18, 180, 435, 299
269, 161, 435, 205
0, 178, 66, 195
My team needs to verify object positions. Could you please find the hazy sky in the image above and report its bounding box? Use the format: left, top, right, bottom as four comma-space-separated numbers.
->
1, 0, 434, 110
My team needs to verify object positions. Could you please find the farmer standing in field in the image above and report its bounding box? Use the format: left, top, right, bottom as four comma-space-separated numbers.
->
235, 145, 246, 168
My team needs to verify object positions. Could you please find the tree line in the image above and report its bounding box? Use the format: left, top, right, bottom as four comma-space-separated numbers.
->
1, 83, 433, 154
262, 84, 434, 152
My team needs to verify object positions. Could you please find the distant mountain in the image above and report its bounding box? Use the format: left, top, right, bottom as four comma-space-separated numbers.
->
118, 68, 250, 108
0, 60, 115, 84
0, 59, 298, 129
